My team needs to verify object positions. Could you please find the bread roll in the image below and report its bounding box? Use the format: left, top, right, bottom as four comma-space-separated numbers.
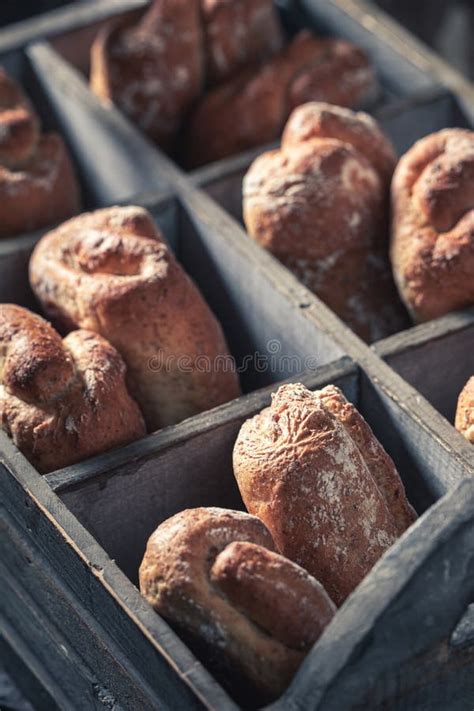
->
0, 304, 145, 473
90, 0, 204, 151
139, 507, 335, 699
391, 128, 474, 322
202, 0, 284, 85
455, 376, 474, 443
233, 383, 416, 605
185, 31, 377, 166
29, 206, 240, 431
243, 102, 405, 341
0, 69, 80, 238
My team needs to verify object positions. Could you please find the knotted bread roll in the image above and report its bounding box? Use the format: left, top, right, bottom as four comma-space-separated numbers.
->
139, 507, 335, 700
233, 383, 416, 606
455, 376, 474, 443
0, 69, 80, 238
90, 0, 204, 151
185, 31, 377, 167
202, 0, 284, 85
390, 128, 474, 322
243, 102, 405, 341
0, 304, 145, 473
29, 206, 240, 431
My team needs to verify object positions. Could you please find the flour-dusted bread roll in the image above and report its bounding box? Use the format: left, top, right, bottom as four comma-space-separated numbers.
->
29, 206, 240, 431
391, 128, 474, 322
233, 383, 416, 605
90, 0, 204, 151
243, 102, 404, 341
139, 507, 335, 700
0, 305, 145, 473
0, 69, 80, 238
185, 31, 377, 167
202, 0, 284, 85
455, 376, 474, 443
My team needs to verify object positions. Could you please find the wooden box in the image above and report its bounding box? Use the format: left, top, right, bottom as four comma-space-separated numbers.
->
0, 1, 473, 709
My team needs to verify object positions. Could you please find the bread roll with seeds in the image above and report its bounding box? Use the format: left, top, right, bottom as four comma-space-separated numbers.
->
233, 383, 416, 605
243, 102, 404, 341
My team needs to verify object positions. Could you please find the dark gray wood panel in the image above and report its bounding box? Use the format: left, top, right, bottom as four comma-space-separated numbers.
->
375, 311, 474, 425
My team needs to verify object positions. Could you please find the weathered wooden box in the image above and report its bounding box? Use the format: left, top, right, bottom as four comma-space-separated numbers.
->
0, 1, 473, 709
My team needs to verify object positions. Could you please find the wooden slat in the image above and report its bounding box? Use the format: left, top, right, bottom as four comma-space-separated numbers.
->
0, 0, 148, 57
375, 310, 474, 423
1, 457, 236, 711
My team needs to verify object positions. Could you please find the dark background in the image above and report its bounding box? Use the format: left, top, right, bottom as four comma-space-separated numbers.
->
0, 0, 472, 79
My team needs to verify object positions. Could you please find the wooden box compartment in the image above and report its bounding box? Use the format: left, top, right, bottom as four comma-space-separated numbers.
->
39, 0, 445, 179
192, 89, 474, 225
374, 310, 474, 430
0, 1, 473, 709
0, 188, 349, 495
2, 355, 474, 710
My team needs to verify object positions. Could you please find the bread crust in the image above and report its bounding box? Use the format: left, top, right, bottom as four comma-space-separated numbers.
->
233, 383, 416, 605
455, 376, 474, 443
90, 0, 204, 151
0, 69, 80, 238
29, 206, 240, 431
202, 0, 284, 85
0, 304, 145, 473
243, 102, 403, 341
185, 31, 377, 167
139, 507, 335, 699
390, 128, 474, 322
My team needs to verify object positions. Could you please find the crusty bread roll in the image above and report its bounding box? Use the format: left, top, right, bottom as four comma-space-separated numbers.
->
29, 206, 240, 431
139, 507, 335, 699
185, 31, 378, 167
455, 376, 474, 443
202, 0, 284, 85
233, 383, 416, 606
0, 304, 145, 473
90, 0, 204, 151
391, 128, 474, 322
243, 102, 405, 341
0, 69, 80, 238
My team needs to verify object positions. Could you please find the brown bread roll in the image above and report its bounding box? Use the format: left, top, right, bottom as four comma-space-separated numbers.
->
455, 376, 474, 443
29, 206, 240, 431
0, 69, 80, 238
139, 507, 335, 700
90, 0, 204, 151
391, 128, 474, 322
185, 31, 377, 167
0, 304, 145, 473
233, 383, 416, 606
243, 102, 405, 342
202, 0, 284, 85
